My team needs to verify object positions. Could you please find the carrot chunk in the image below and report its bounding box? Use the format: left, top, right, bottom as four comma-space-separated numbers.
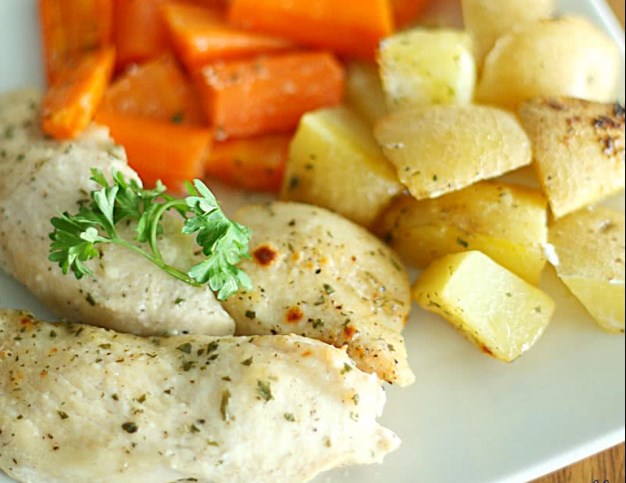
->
161, 3, 294, 70
205, 133, 291, 192
42, 47, 115, 139
196, 51, 345, 139
94, 110, 212, 190
112, 0, 224, 70
228, 0, 393, 59
39, 0, 113, 85
111, 0, 171, 69
99, 55, 205, 125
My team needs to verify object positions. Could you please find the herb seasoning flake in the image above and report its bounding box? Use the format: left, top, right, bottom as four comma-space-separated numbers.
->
122, 422, 138, 433
220, 390, 232, 422
177, 343, 192, 354
257, 380, 273, 401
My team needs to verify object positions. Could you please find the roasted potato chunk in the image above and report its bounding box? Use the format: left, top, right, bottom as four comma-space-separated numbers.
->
374, 104, 531, 200
377, 182, 548, 284
462, 0, 555, 68
281, 106, 403, 228
549, 208, 625, 333
477, 16, 621, 110
519, 97, 625, 219
413, 251, 555, 362
378, 28, 475, 109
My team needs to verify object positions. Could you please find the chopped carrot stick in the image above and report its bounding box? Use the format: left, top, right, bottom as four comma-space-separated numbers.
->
39, 0, 113, 85
42, 47, 115, 139
99, 55, 205, 125
392, 0, 431, 28
112, 0, 171, 70
94, 110, 212, 190
205, 133, 291, 192
112, 0, 221, 70
196, 51, 345, 139
228, 0, 394, 59
161, 3, 294, 70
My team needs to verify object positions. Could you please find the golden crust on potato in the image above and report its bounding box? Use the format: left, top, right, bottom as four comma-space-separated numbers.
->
519, 97, 625, 219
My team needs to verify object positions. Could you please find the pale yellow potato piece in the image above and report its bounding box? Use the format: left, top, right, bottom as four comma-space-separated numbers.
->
374, 105, 532, 200
377, 182, 548, 284
345, 61, 387, 126
477, 16, 621, 110
519, 97, 625, 219
461, 0, 555, 68
378, 28, 475, 109
413, 251, 555, 362
281, 106, 403, 228
549, 208, 625, 333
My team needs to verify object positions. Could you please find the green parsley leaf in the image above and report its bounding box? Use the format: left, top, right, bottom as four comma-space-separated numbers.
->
183, 180, 252, 300
48, 169, 252, 300
48, 213, 106, 279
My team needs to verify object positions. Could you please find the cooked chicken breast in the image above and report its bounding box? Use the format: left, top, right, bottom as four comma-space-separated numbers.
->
0, 89, 413, 381
0, 309, 399, 483
0, 90, 234, 336
223, 202, 415, 386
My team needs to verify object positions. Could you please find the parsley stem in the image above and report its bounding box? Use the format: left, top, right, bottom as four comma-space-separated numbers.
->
113, 237, 200, 287
147, 199, 188, 264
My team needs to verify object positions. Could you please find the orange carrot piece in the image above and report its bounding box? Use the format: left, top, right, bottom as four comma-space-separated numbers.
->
205, 133, 291, 192
42, 47, 115, 139
112, 0, 220, 70
39, 0, 113, 85
161, 3, 294, 70
112, 0, 171, 70
228, 0, 393, 59
99, 55, 205, 125
94, 110, 212, 190
392, 0, 431, 28
196, 51, 345, 139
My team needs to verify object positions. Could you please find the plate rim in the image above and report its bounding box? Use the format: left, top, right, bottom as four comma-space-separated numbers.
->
0, 1, 624, 482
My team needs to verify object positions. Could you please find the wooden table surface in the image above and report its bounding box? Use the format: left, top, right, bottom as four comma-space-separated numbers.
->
534, 4, 625, 483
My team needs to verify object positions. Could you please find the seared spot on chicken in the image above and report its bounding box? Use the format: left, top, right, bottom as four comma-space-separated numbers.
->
286, 306, 304, 323
343, 323, 358, 341
253, 244, 279, 266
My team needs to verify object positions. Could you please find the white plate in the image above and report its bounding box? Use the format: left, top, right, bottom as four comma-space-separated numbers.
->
0, 1, 624, 482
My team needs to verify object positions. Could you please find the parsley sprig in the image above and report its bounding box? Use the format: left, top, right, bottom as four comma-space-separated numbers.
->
49, 169, 252, 300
